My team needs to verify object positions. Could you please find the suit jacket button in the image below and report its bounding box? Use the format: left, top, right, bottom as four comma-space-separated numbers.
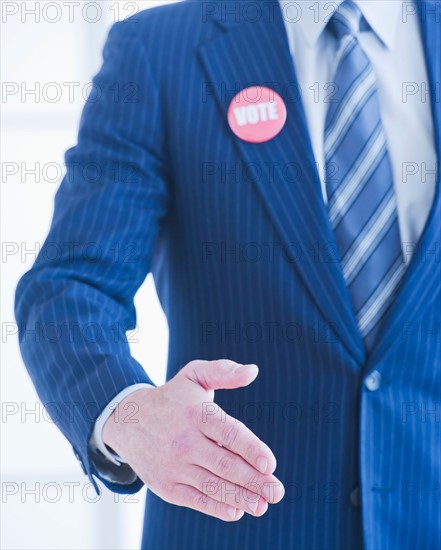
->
350, 487, 361, 508
364, 370, 382, 391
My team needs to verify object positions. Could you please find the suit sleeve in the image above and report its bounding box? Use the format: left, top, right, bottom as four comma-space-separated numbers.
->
14, 19, 170, 494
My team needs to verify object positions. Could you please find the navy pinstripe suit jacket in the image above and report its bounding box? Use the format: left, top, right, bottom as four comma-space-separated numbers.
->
16, 1, 440, 548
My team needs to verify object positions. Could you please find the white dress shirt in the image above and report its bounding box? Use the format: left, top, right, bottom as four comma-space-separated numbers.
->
89, 0, 438, 482
280, 0, 437, 257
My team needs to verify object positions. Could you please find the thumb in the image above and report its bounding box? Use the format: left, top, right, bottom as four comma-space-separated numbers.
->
180, 359, 259, 391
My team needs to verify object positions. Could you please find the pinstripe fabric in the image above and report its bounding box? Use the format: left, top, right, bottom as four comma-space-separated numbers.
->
15, 1, 440, 549
324, 1, 405, 352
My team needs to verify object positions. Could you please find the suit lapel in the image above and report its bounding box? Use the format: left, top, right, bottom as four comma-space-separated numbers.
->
368, 0, 441, 366
198, 1, 365, 364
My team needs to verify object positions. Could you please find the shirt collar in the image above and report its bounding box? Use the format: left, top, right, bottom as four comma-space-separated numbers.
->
279, 0, 403, 50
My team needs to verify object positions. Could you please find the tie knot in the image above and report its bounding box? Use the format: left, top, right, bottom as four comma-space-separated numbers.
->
327, 1, 363, 41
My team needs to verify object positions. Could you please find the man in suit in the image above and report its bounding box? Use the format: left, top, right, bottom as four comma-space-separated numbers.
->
15, 0, 440, 548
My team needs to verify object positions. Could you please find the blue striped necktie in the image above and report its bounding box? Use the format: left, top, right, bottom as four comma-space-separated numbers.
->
324, 1, 405, 352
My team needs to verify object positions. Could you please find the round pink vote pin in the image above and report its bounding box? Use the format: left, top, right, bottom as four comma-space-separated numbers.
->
228, 86, 287, 143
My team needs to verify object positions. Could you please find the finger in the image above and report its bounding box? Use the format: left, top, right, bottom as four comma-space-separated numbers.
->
184, 464, 269, 517
171, 483, 245, 522
179, 360, 259, 391
200, 412, 277, 475
198, 440, 285, 504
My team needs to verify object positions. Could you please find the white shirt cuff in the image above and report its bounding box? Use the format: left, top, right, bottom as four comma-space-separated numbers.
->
89, 383, 155, 466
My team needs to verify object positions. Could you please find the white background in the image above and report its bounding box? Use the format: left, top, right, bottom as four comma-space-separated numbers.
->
1, 2, 179, 548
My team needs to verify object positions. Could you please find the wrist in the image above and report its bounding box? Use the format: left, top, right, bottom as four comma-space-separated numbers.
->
102, 387, 155, 453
